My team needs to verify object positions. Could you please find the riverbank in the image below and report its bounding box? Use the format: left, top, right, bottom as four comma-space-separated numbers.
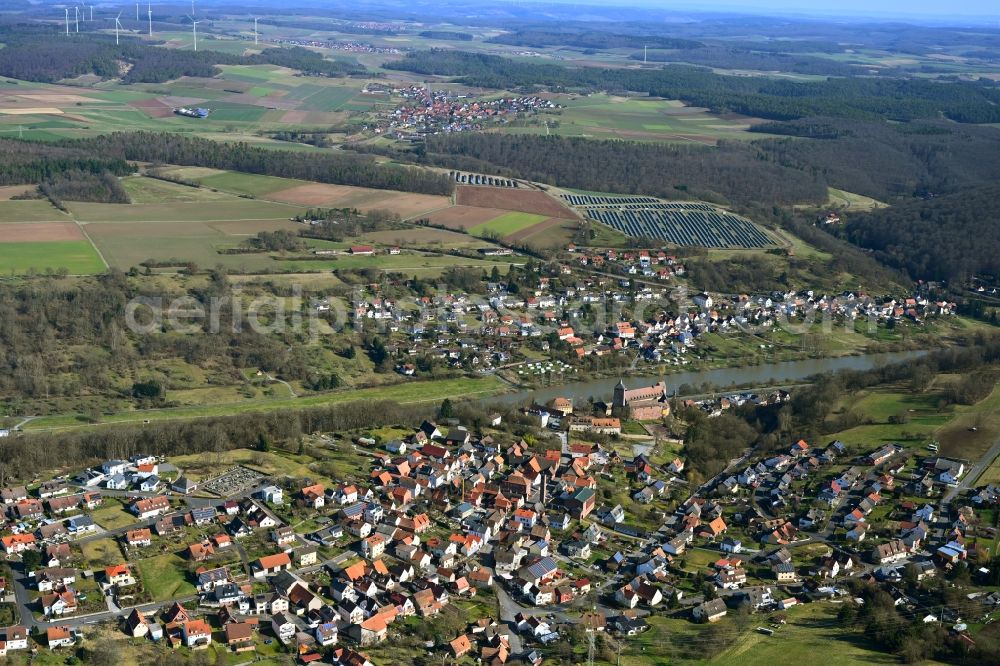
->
10, 349, 931, 435
490, 349, 929, 407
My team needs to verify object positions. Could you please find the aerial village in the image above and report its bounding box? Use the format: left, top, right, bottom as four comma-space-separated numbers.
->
0, 360, 996, 665
367, 85, 558, 137
331, 247, 957, 386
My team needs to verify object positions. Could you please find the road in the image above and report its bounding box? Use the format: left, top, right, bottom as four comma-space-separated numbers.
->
942, 437, 1000, 505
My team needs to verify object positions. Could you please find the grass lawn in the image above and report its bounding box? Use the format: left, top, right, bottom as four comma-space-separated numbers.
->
91, 503, 139, 530
0, 240, 106, 275
135, 552, 196, 601
469, 211, 548, 237
79, 537, 122, 569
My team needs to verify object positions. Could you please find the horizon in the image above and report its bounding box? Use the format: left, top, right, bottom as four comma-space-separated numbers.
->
515, 0, 1000, 24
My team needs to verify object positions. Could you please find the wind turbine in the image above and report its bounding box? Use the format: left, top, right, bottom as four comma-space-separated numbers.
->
113, 12, 123, 45
136, 3, 139, 21
65, 8, 70, 35
188, 15, 199, 51
147, 4, 152, 36
74, 6, 79, 32
253, 16, 260, 46
88, 5, 93, 21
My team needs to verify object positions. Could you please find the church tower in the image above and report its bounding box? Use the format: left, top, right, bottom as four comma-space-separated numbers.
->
612, 379, 627, 417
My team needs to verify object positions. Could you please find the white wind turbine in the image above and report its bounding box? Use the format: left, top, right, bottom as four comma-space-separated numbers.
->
147, 4, 153, 36
65, 8, 70, 35
74, 6, 79, 32
188, 15, 200, 51
113, 12, 123, 45
253, 16, 261, 46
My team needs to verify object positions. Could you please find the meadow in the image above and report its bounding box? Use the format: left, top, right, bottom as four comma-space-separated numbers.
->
469, 211, 548, 237
823, 375, 1000, 463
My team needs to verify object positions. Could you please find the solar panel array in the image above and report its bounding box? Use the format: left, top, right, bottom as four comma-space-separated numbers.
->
561, 194, 775, 249
563, 194, 661, 206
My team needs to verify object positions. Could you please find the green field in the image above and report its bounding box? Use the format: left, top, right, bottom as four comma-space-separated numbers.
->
120, 176, 235, 203
469, 211, 548, 237
299, 85, 360, 111
190, 171, 309, 197
826, 187, 889, 212
85, 219, 299, 272
135, 553, 197, 601
0, 240, 106, 275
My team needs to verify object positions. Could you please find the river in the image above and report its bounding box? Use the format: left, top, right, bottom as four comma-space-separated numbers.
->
489, 349, 927, 406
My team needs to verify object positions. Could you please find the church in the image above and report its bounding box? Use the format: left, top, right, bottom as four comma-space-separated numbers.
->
611, 379, 670, 420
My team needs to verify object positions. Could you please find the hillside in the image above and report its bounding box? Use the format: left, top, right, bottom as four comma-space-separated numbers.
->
842, 183, 1000, 283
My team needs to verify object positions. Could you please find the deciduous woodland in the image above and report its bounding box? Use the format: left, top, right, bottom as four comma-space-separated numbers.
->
0, 134, 453, 197
842, 184, 1000, 283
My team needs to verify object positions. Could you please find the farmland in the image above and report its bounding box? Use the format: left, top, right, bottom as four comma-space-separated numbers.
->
505, 93, 773, 145
455, 185, 578, 218
0, 169, 536, 274
0, 240, 106, 275
267, 182, 450, 218
469, 211, 548, 237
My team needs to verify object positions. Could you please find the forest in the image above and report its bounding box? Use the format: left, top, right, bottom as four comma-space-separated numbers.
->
487, 29, 703, 51
840, 184, 1000, 284
0, 26, 364, 83
419, 30, 473, 41
630, 45, 861, 77
386, 49, 1000, 123
751, 118, 1000, 201
0, 138, 132, 185
366, 134, 828, 207
9, 133, 453, 196
353, 117, 1000, 208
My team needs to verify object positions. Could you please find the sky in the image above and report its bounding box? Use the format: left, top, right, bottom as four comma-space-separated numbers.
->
542, 0, 1000, 22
